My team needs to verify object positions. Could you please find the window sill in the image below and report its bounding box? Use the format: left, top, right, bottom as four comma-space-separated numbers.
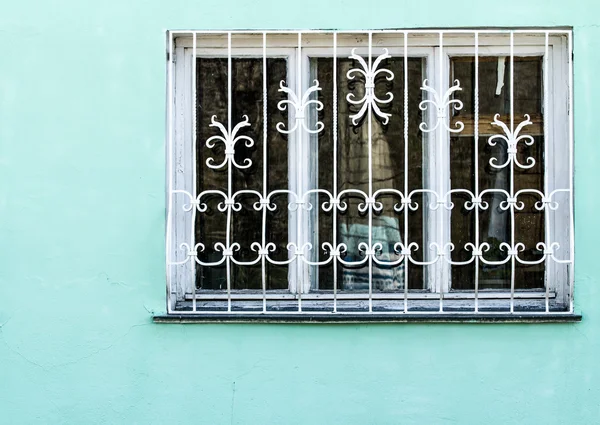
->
153, 312, 581, 324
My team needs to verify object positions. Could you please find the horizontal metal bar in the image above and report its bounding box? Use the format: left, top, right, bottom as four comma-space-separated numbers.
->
186, 291, 555, 301
168, 29, 571, 35
154, 312, 582, 324
177, 38, 560, 50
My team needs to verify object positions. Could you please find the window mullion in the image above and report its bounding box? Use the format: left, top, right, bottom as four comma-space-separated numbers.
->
424, 42, 451, 298
422, 48, 439, 295
301, 50, 315, 294
174, 47, 195, 301
425, 45, 452, 298
439, 42, 452, 299
547, 36, 571, 308
286, 47, 299, 295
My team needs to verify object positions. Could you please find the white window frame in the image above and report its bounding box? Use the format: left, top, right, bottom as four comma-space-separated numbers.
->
166, 30, 574, 317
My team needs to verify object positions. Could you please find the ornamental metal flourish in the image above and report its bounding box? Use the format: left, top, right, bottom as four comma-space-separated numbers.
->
166, 30, 574, 316
346, 48, 395, 125
488, 114, 536, 169
205, 115, 255, 169
419, 79, 464, 133
277, 80, 324, 134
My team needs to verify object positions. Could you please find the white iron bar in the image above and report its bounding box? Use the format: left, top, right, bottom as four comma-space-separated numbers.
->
262, 32, 267, 313
568, 32, 574, 313
226, 32, 232, 312
438, 32, 445, 312
474, 31, 480, 313
403, 31, 409, 313
189, 291, 554, 300
191, 32, 197, 312
166, 30, 174, 313
297, 31, 303, 312
169, 29, 572, 35
544, 32, 550, 313
174, 309, 572, 316
332, 33, 338, 313
509, 31, 515, 313
368, 31, 374, 312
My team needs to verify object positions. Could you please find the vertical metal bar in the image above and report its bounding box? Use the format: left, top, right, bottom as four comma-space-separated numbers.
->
262, 32, 268, 313
226, 32, 233, 312
332, 32, 338, 313
544, 32, 550, 313
297, 31, 303, 312
568, 31, 574, 313
438, 31, 444, 313
166, 31, 174, 313
403, 31, 409, 313
474, 32, 480, 313
509, 31, 515, 313
368, 31, 373, 312
191, 32, 197, 312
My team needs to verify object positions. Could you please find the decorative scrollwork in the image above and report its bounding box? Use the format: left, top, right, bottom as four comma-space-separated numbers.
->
499, 196, 525, 211
252, 197, 278, 212
358, 196, 384, 213
277, 80, 324, 134
488, 114, 535, 169
346, 48, 395, 125
533, 189, 569, 211
419, 79, 464, 133
464, 196, 490, 211
205, 115, 255, 170
475, 241, 568, 266
322, 197, 348, 212
394, 196, 419, 212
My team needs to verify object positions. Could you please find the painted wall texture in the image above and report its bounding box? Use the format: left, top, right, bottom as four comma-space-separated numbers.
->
1, 0, 599, 423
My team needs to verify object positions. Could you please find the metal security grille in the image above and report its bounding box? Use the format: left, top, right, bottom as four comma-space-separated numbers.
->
165, 29, 574, 318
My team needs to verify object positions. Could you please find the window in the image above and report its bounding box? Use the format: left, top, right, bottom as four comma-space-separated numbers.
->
165, 30, 574, 318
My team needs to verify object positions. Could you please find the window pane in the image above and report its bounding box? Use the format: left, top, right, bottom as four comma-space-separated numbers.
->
450, 56, 545, 290
312, 56, 426, 292
195, 57, 289, 290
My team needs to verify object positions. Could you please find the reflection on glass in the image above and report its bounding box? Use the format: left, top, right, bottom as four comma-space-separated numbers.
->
450, 56, 545, 290
313, 56, 426, 291
195, 58, 289, 290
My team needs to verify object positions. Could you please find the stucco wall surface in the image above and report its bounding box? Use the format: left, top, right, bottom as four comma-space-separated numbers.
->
1, 1, 599, 424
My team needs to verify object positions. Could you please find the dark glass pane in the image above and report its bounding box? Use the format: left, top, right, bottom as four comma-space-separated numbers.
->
313, 56, 425, 291
450, 56, 545, 290
195, 57, 289, 290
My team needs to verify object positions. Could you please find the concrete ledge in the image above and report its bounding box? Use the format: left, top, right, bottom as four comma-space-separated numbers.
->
153, 313, 582, 324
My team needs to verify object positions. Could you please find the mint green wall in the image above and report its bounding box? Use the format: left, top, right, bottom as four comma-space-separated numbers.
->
0, 1, 598, 423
